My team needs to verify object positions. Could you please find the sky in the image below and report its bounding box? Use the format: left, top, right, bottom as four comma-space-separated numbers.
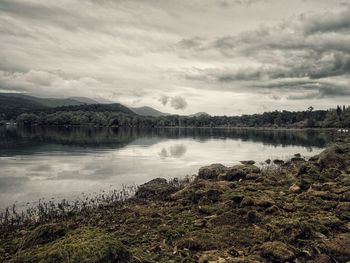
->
0, 0, 350, 115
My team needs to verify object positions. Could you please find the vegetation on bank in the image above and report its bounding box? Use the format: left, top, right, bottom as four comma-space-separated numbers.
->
1, 137, 349, 262
0, 105, 349, 129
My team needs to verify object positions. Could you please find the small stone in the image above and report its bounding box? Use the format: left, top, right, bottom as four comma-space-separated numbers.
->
289, 184, 301, 194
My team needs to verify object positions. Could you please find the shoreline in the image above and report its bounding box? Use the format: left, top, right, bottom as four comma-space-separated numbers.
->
1, 123, 343, 132
1, 137, 349, 262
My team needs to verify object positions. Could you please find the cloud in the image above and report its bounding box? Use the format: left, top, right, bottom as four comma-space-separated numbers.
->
170, 96, 188, 110
219, 0, 268, 7
172, 6, 350, 102
1, 0, 350, 114
303, 8, 350, 34
159, 95, 170, 105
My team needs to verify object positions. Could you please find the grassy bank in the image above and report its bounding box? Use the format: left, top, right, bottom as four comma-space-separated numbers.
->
1, 139, 350, 262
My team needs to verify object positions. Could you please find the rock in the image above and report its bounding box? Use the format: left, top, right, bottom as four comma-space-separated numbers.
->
323, 233, 350, 261
240, 197, 255, 207
219, 168, 246, 181
260, 241, 295, 262
240, 160, 255, 165
265, 159, 271, 164
317, 146, 349, 170
291, 157, 305, 162
273, 159, 284, 165
243, 165, 261, 174
135, 178, 178, 200
198, 164, 227, 180
294, 153, 301, 158
255, 196, 275, 208
289, 184, 301, 194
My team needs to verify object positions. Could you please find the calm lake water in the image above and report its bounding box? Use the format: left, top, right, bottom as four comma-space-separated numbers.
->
0, 126, 334, 209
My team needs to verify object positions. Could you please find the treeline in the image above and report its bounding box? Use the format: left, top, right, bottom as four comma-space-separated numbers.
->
0, 103, 135, 121
3, 105, 349, 128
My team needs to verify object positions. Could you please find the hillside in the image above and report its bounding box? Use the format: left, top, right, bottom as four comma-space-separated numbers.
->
189, 112, 210, 117
130, 106, 169, 117
0, 94, 136, 121
0, 93, 87, 107
51, 103, 136, 115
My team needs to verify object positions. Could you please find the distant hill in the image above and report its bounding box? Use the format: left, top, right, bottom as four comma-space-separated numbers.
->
189, 112, 210, 117
0, 93, 136, 120
130, 106, 169, 117
69, 97, 99, 105
53, 103, 136, 115
0, 94, 47, 111
0, 93, 87, 107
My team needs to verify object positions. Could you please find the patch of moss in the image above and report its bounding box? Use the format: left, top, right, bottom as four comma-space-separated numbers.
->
20, 224, 67, 249
11, 227, 131, 263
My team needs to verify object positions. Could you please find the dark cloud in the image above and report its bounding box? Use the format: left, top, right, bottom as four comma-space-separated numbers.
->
170, 96, 187, 110
303, 8, 350, 34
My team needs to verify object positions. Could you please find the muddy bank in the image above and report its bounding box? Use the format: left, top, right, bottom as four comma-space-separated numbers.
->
0, 139, 349, 262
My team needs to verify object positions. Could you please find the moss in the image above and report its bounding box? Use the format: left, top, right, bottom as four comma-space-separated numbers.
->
20, 224, 67, 249
11, 227, 131, 263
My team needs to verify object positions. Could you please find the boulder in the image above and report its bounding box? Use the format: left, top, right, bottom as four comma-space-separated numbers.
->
135, 178, 178, 200
219, 168, 246, 181
317, 146, 348, 170
260, 241, 295, 262
198, 164, 227, 180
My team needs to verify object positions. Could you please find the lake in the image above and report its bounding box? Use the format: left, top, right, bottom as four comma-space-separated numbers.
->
0, 126, 334, 209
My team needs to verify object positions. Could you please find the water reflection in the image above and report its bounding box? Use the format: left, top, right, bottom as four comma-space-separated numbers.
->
0, 126, 333, 154
159, 144, 187, 159
0, 126, 334, 208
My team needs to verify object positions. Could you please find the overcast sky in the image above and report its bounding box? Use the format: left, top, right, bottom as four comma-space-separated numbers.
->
1, 0, 350, 115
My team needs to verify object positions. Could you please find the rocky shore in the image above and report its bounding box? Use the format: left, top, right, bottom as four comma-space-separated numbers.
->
1, 139, 350, 262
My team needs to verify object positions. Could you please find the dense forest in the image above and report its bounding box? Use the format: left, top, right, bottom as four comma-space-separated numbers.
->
1, 104, 350, 128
